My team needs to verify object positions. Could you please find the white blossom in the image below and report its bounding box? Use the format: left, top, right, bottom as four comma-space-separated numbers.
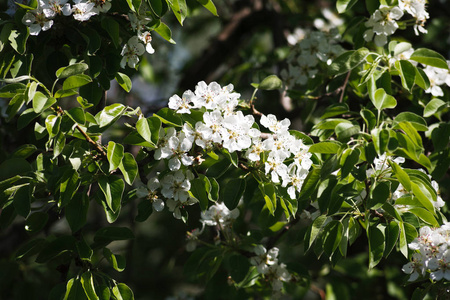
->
39, 0, 71, 18
403, 223, 450, 282
72, 0, 98, 21
22, 9, 54, 35
201, 202, 239, 227
364, 6, 404, 47
168, 90, 195, 114
120, 36, 145, 69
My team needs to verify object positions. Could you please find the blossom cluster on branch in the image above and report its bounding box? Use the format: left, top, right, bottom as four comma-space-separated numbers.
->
21, 0, 155, 68
403, 223, 450, 281
364, 0, 429, 47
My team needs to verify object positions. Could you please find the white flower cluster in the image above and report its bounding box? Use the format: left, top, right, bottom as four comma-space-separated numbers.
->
21, 0, 111, 35
136, 81, 313, 222
403, 223, 450, 281
200, 202, 239, 227
136, 169, 197, 219
171, 81, 313, 199
250, 245, 291, 291
281, 29, 344, 88
364, 1, 429, 47
121, 2, 155, 68
398, 0, 429, 35
20, 0, 154, 69
185, 202, 240, 251
423, 61, 450, 97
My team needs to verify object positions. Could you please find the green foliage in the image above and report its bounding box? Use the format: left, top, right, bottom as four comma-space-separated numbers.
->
1, 0, 450, 299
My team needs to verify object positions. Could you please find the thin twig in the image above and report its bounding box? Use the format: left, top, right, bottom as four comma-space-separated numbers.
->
339, 70, 352, 103
56, 107, 107, 158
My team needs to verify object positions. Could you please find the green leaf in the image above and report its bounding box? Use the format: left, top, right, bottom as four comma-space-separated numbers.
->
101, 17, 120, 48
394, 112, 428, 131
167, 0, 188, 25
62, 74, 92, 91
258, 75, 283, 90
208, 177, 219, 202
221, 178, 246, 210
411, 182, 435, 213
222, 148, 238, 168
329, 48, 369, 76
0, 158, 31, 181
371, 128, 389, 155
335, 122, 360, 141
394, 60, 416, 92
118, 153, 138, 185
27, 81, 37, 103
115, 73, 132, 92
309, 141, 341, 154
97, 103, 126, 128
123, 131, 156, 149
9, 29, 28, 55
6, 94, 26, 122
424, 99, 447, 117
336, 0, 358, 13
389, 161, 411, 191
155, 22, 176, 44
259, 182, 277, 215
66, 107, 86, 125
56, 63, 89, 79
15, 238, 46, 260
103, 248, 126, 272
360, 108, 376, 131
154, 107, 183, 127
305, 215, 328, 251
149, 0, 168, 16
197, 0, 218, 16
66, 193, 89, 233
409, 207, 439, 226
64, 278, 88, 300
36, 235, 76, 263
226, 253, 250, 283
396, 122, 422, 150
135, 200, 153, 222
320, 103, 350, 119
0, 82, 26, 98
136, 118, 152, 143
299, 167, 321, 201
340, 148, 360, 178
81, 272, 99, 300
107, 141, 124, 172
11, 144, 36, 159
53, 131, 66, 158
112, 283, 134, 300
98, 175, 125, 213
371, 88, 397, 110
25, 212, 48, 233
60, 170, 80, 207
32, 92, 55, 114
384, 221, 399, 257
13, 184, 30, 217
322, 220, 343, 257
415, 67, 430, 90
367, 181, 390, 209
382, 203, 402, 221
94, 227, 134, 242
368, 225, 385, 269
190, 175, 211, 211
410, 48, 449, 69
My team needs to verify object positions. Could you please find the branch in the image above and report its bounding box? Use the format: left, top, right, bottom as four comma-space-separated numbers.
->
178, 3, 285, 90
56, 107, 107, 159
